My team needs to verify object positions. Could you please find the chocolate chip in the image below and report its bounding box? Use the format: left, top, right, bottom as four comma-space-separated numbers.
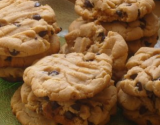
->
88, 121, 95, 125
116, 10, 123, 17
51, 101, 60, 110
86, 59, 94, 62
146, 120, 152, 125
71, 103, 81, 111
38, 31, 48, 37
34, 2, 41, 7
139, 106, 148, 115
51, 30, 54, 35
144, 41, 152, 47
33, 14, 41, 20
138, 9, 140, 17
126, 3, 132, 6
5, 56, 12, 61
98, 32, 105, 42
154, 76, 160, 81
84, 0, 93, 8
43, 96, 49, 100
48, 70, 59, 76
96, 52, 101, 55
130, 74, 138, 79
101, 105, 105, 111
35, 37, 37, 40
64, 111, 75, 119
9, 49, 20, 56
140, 20, 146, 29
13, 22, 21, 27
57, 123, 62, 125
135, 82, 143, 91
147, 91, 156, 104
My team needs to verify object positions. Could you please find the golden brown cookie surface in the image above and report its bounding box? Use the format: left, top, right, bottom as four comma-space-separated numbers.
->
0, 0, 60, 57
23, 52, 112, 101
0, 34, 60, 67
75, 0, 155, 22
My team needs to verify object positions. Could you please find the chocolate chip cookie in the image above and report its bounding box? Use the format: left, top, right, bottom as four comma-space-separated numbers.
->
0, 34, 60, 67
75, 0, 155, 22
117, 47, 160, 125
63, 22, 128, 81
20, 83, 117, 125
0, 0, 61, 57
23, 52, 112, 101
118, 89, 160, 125
118, 47, 160, 97
69, 13, 160, 42
11, 87, 57, 125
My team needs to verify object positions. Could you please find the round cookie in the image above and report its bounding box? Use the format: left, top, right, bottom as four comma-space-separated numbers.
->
0, 34, 60, 67
118, 47, 160, 97
75, 0, 155, 22
0, 19, 58, 57
0, 0, 56, 24
11, 87, 57, 125
69, 13, 160, 42
23, 52, 112, 101
118, 89, 160, 125
0, 0, 61, 57
20, 83, 117, 125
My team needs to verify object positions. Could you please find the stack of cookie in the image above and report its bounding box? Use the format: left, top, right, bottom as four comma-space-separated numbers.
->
0, 0, 61, 81
11, 52, 117, 125
117, 47, 160, 125
61, 18, 128, 82
73, 0, 159, 56
60, 0, 160, 82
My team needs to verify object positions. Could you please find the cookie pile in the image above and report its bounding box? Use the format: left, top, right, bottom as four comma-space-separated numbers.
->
72, 0, 159, 56
11, 52, 117, 125
61, 22, 128, 81
0, 0, 61, 81
60, 0, 160, 82
9, 0, 160, 125
117, 47, 160, 125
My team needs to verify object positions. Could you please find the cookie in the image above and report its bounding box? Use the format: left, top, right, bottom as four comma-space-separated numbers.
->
0, 0, 61, 57
127, 34, 158, 56
20, 83, 117, 125
64, 22, 128, 81
118, 89, 160, 125
65, 23, 128, 70
0, 67, 24, 82
23, 52, 112, 101
11, 87, 57, 125
69, 13, 160, 42
0, 0, 56, 25
0, 34, 60, 67
0, 18, 58, 57
117, 47, 160, 97
75, 0, 155, 22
